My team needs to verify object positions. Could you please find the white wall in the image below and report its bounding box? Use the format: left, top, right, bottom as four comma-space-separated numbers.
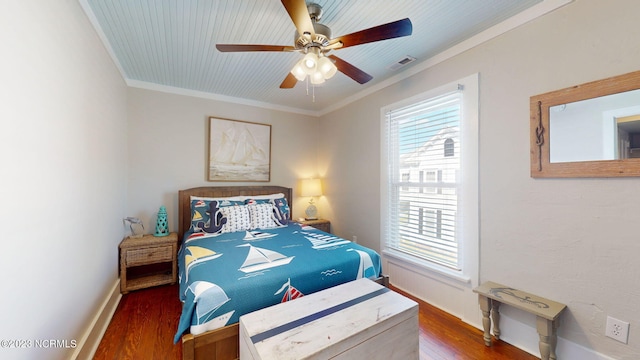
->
320, 0, 640, 359
0, 1, 127, 360
126, 87, 321, 231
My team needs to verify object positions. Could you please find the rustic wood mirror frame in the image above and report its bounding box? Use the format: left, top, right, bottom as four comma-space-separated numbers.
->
530, 70, 640, 178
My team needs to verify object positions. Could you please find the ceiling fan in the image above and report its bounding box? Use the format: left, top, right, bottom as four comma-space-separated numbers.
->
216, 0, 412, 89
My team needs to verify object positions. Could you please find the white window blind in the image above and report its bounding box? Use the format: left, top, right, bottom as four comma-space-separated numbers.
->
385, 90, 462, 269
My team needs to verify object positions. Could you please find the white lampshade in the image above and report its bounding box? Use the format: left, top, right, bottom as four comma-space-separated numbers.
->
317, 56, 337, 79
310, 70, 325, 84
301, 52, 318, 74
291, 61, 307, 81
300, 178, 322, 197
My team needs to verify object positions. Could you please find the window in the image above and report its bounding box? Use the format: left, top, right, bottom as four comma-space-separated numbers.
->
381, 74, 478, 275
444, 138, 455, 157
422, 170, 437, 194
401, 173, 410, 191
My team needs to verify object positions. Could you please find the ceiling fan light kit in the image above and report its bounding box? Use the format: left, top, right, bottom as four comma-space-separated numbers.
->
291, 48, 337, 85
215, 0, 413, 92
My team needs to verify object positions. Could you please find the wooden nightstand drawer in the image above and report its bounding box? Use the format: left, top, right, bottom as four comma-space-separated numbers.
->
126, 245, 173, 266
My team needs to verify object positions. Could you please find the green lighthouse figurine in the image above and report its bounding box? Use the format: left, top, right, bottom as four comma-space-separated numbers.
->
154, 205, 169, 237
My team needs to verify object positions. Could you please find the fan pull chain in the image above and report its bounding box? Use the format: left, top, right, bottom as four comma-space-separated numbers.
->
306, 77, 309, 95
312, 84, 316, 102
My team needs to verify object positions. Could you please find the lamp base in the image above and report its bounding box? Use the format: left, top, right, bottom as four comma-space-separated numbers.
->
305, 204, 318, 220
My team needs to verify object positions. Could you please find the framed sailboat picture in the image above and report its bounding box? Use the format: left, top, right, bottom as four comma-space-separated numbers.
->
208, 117, 271, 182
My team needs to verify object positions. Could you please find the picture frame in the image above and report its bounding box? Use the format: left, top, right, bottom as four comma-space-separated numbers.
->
208, 117, 271, 182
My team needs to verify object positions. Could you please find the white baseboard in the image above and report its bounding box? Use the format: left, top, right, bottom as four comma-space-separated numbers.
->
70, 279, 122, 360
497, 316, 617, 360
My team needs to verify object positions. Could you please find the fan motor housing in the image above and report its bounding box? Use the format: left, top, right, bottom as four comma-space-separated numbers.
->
294, 22, 331, 49
293, 3, 331, 50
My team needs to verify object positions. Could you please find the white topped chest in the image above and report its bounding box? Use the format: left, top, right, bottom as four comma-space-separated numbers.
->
239, 278, 418, 360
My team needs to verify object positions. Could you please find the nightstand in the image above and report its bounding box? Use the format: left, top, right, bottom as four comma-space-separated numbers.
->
119, 232, 178, 294
297, 218, 331, 233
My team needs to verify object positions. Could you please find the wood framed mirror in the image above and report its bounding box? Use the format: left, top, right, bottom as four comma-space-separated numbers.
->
530, 70, 640, 178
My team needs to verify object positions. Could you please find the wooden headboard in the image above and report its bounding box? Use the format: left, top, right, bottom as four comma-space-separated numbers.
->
178, 186, 293, 241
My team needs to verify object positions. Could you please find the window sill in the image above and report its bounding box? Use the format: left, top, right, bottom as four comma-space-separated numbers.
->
382, 249, 471, 285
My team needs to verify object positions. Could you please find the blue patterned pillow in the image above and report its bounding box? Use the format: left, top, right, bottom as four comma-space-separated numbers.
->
271, 197, 290, 225
190, 198, 244, 233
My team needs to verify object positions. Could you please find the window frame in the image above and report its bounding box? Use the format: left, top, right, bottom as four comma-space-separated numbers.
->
380, 74, 479, 282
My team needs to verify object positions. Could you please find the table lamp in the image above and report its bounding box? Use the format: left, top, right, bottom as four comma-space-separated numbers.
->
300, 178, 322, 220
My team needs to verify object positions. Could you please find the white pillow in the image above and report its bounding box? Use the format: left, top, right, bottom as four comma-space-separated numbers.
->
190, 195, 246, 202
249, 203, 279, 229
220, 205, 251, 233
244, 193, 285, 201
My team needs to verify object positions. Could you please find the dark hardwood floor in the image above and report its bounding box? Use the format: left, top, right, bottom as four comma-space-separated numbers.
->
94, 284, 538, 360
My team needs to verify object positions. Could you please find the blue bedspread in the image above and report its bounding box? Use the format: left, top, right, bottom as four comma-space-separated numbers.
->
174, 221, 382, 343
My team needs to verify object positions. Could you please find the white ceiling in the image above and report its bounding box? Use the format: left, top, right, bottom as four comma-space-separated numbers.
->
81, 0, 545, 115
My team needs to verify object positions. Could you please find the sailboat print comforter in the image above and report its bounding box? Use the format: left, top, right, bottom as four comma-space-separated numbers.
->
174, 221, 382, 342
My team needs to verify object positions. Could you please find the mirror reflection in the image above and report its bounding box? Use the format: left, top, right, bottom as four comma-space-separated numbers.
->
549, 88, 640, 163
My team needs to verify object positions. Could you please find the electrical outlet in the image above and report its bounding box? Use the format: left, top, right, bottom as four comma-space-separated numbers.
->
352, 235, 358, 243
606, 316, 630, 344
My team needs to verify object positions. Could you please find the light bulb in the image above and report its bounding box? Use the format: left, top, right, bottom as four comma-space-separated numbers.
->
317, 56, 337, 79
301, 52, 318, 74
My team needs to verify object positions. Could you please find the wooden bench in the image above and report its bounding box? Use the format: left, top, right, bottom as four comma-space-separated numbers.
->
473, 281, 566, 360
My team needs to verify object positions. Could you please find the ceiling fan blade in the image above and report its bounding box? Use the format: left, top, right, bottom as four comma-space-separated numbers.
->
280, 72, 298, 89
328, 55, 373, 84
216, 44, 296, 52
281, 0, 315, 38
329, 18, 412, 49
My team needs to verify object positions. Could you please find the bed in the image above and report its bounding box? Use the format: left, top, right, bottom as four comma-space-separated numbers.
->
176, 186, 388, 360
